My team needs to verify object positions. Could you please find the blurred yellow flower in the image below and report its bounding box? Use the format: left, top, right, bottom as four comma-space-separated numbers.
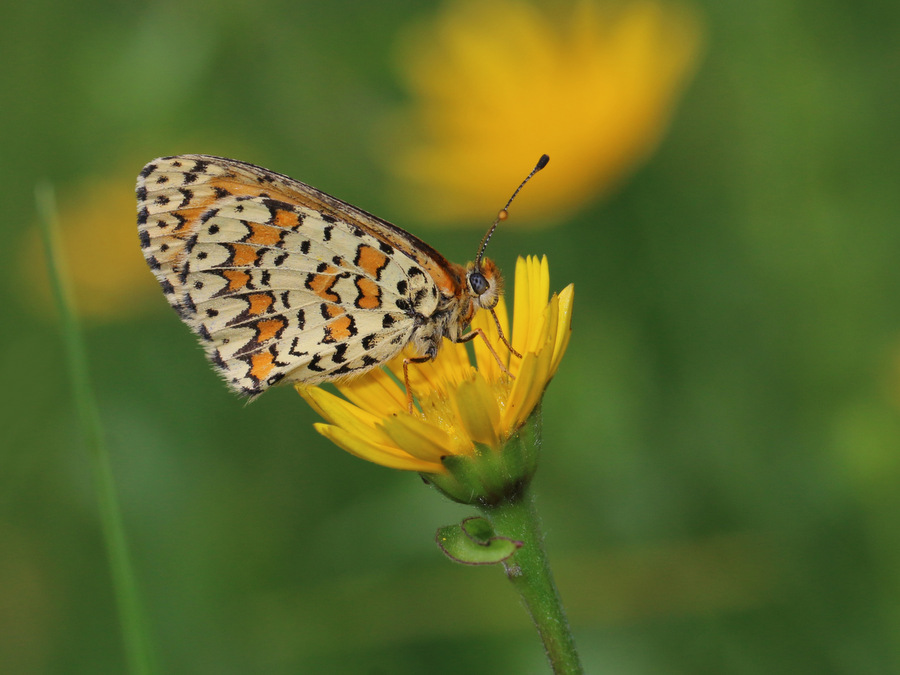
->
27, 174, 160, 320
298, 256, 573, 473
388, 0, 702, 225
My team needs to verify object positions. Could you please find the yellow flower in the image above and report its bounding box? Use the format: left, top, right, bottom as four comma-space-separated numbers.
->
27, 174, 160, 320
298, 256, 573, 477
387, 0, 702, 226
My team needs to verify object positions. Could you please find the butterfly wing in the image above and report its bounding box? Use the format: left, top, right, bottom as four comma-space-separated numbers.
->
137, 155, 444, 395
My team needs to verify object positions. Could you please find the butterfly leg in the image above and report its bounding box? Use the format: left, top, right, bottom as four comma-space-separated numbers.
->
403, 323, 518, 414
489, 307, 523, 359
456, 328, 515, 379
403, 354, 434, 414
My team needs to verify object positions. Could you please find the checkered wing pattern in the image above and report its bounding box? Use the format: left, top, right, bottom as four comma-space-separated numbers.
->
137, 155, 442, 395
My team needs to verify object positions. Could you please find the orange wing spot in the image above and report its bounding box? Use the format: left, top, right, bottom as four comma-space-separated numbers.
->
307, 270, 340, 302
231, 243, 259, 266
272, 209, 301, 230
355, 277, 381, 309
223, 269, 250, 291
324, 315, 353, 342
249, 351, 275, 381
248, 293, 274, 315
213, 179, 265, 198
247, 223, 282, 246
179, 192, 217, 214
171, 208, 208, 233
356, 245, 389, 279
256, 318, 286, 343
323, 303, 343, 318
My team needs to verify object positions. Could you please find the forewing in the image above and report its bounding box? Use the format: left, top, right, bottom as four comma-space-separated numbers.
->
137, 155, 440, 395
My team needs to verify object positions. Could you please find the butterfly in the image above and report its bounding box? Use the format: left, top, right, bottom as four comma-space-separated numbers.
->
136, 154, 548, 408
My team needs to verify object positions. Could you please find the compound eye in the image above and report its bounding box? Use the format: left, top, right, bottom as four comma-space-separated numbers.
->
469, 271, 489, 296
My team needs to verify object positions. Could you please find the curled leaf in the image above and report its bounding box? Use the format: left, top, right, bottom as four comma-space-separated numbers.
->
435, 516, 522, 565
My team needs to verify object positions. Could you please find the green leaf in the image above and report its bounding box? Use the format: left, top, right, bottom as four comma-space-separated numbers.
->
435, 517, 522, 565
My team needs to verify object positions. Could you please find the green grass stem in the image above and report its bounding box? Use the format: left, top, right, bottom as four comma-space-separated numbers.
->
35, 183, 156, 675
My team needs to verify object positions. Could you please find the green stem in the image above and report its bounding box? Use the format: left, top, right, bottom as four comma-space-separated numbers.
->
36, 184, 156, 675
481, 486, 583, 674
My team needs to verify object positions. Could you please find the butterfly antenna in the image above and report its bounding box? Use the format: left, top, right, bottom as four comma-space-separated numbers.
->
474, 154, 550, 269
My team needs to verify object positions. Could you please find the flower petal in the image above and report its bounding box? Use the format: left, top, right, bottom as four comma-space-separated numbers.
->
505, 341, 556, 432
526, 256, 551, 353
381, 415, 461, 463
510, 257, 532, 375
454, 373, 502, 447
313, 424, 444, 473
299, 386, 396, 447
549, 285, 575, 377
386, 342, 474, 405
471, 295, 511, 382
503, 352, 539, 431
424, 339, 474, 392
332, 367, 408, 418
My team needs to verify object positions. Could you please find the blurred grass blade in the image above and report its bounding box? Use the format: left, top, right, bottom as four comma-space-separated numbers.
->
35, 183, 156, 675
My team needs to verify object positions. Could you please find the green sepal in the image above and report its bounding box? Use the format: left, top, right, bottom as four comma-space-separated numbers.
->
421, 402, 543, 506
435, 516, 522, 565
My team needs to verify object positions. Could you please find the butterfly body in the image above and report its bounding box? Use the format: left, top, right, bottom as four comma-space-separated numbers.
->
136, 155, 502, 396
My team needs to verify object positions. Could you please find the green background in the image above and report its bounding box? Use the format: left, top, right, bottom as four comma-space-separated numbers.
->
3, 0, 899, 672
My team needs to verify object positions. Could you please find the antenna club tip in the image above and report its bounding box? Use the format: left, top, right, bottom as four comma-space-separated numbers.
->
497, 209, 509, 221
536, 154, 550, 170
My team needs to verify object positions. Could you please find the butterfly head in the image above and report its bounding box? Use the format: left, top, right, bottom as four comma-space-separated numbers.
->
466, 258, 502, 310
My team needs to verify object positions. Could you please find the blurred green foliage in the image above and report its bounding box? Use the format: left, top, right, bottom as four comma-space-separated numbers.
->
2, 0, 900, 673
